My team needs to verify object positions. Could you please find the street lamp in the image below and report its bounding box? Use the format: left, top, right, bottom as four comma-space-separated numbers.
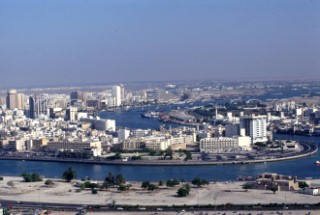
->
213, 193, 218, 214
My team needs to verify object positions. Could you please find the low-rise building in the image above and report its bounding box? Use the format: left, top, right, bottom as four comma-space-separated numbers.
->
200, 136, 251, 153
252, 173, 307, 191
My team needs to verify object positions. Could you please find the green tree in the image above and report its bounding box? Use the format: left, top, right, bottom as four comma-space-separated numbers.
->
62, 167, 77, 182
164, 148, 173, 160
184, 151, 192, 161
268, 185, 278, 194
148, 149, 157, 156
114, 152, 122, 160
177, 184, 191, 197
115, 174, 126, 185
105, 172, 114, 184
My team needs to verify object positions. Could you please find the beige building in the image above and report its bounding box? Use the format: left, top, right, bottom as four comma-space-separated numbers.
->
6, 89, 24, 110
200, 136, 251, 153
121, 138, 146, 150
47, 140, 102, 152
253, 173, 307, 191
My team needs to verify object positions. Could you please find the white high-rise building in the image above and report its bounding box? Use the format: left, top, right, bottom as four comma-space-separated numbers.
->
112, 85, 122, 106
118, 129, 130, 142
240, 115, 267, 144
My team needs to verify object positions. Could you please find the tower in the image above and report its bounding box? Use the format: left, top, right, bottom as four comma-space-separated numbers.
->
6, 89, 24, 110
112, 85, 122, 107
240, 115, 267, 144
29, 96, 35, 119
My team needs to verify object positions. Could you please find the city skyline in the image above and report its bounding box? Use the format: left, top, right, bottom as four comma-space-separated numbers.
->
1, 0, 319, 88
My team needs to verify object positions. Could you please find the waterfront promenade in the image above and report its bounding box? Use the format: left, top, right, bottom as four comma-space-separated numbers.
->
0, 142, 317, 166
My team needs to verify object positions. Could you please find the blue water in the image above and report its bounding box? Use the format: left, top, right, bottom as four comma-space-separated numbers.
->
0, 135, 319, 182
98, 102, 208, 129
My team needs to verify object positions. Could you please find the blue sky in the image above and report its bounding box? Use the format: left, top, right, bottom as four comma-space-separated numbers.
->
0, 0, 319, 88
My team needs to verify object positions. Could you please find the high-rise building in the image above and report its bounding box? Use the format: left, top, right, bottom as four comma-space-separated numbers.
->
118, 129, 130, 142
66, 106, 78, 122
6, 89, 24, 110
119, 84, 125, 102
70, 91, 86, 105
240, 115, 267, 144
225, 123, 240, 137
112, 85, 122, 106
29, 96, 35, 119
29, 95, 47, 117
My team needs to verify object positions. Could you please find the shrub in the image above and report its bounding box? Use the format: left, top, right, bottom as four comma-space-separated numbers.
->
141, 181, 150, 188
21, 173, 42, 182
191, 177, 209, 187
0, 176, 3, 181
118, 184, 131, 191
44, 179, 55, 186
62, 167, 77, 182
147, 184, 158, 191
7, 181, 14, 187
92, 188, 98, 194
242, 183, 253, 189
166, 178, 180, 187
115, 174, 126, 185
84, 181, 98, 189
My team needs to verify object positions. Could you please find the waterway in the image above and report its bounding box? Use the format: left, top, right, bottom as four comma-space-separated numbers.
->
98, 101, 207, 129
0, 135, 319, 182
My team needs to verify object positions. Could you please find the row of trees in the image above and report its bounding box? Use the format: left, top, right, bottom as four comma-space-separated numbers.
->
21, 167, 210, 197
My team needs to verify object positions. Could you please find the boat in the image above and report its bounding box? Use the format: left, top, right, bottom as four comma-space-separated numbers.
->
315, 161, 320, 165
141, 111, 161, 119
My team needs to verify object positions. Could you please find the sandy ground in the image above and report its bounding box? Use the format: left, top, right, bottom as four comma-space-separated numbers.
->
0, 177, 320, 206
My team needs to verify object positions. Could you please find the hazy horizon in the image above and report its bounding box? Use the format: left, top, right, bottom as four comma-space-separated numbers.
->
1, 0, 319, 88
